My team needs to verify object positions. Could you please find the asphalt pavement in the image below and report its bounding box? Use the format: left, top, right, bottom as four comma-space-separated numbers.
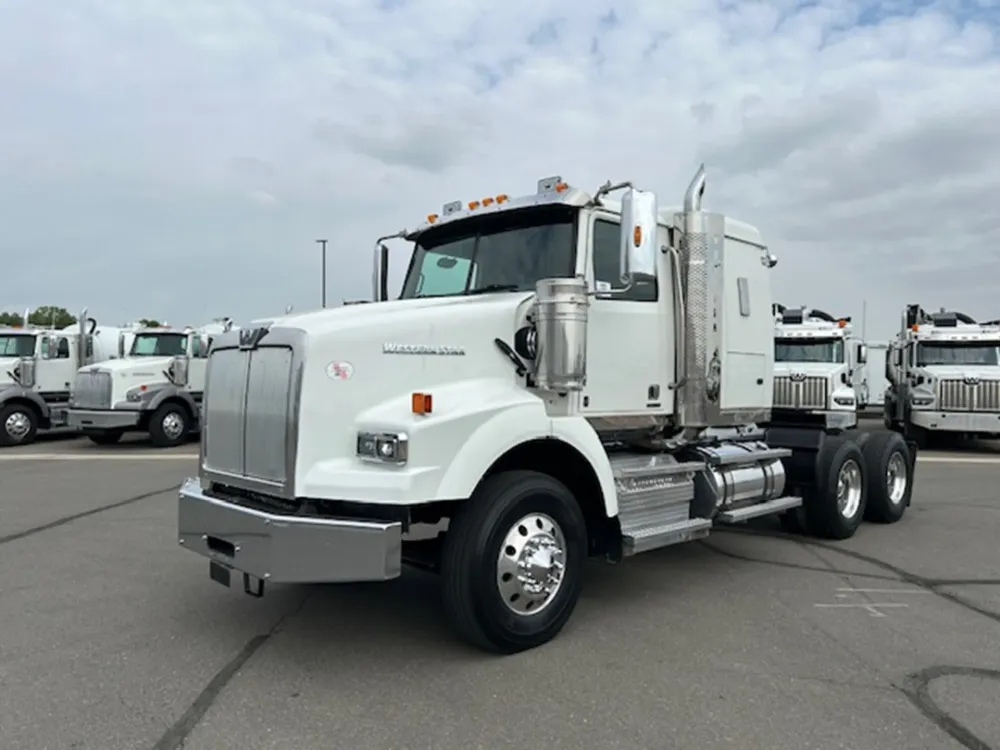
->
1, 429, 998, 750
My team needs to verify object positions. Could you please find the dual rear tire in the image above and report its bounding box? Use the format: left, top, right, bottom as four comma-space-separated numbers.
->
781, 429, 912, 539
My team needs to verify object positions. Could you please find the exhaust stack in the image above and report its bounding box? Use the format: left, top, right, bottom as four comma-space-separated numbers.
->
675, 164, 712, 430
77, 308, 89, 369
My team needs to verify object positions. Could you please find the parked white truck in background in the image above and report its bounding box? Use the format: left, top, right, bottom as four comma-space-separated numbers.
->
885, 305, 1000, 446
770, 304, 869, 430
0, 308, 124, 446
176, 167, 918, 654
68, 318, 236, 447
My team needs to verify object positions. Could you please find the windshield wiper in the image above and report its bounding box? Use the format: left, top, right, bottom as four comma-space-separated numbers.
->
465, 284, 521, 296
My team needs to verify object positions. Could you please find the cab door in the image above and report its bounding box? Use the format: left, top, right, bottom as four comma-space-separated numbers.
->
579, 211, 672, 417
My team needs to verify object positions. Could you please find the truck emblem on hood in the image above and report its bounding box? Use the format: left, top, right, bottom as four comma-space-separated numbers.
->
789, 372, 807, 382
382, 343, 466, 356
963, 375, 981, 385
239, 326, 270, 350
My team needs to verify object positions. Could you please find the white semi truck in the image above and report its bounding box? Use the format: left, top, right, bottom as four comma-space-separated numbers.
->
885, 305, 1000, 446
68, 319, 236, 447
176, 167, 918, 654
0, 309, 124, 446
770, 305, 869, 430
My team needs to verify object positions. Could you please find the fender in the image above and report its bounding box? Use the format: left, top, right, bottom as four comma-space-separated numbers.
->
435, 401, 557, 501
0, 386, 51, 422
131, 383, 199, 421
434, 406, 616, 515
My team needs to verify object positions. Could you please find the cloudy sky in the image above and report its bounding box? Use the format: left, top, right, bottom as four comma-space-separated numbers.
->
3, 0, 999, 340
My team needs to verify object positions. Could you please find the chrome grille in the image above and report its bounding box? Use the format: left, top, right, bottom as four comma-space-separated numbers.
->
72, 370, 112, 408
937, 379, 1000, 412
202, 343, 295, 489
773, 376, 828, 410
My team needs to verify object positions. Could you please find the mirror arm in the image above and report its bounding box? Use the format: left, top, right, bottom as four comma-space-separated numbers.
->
372, 229, 407, 302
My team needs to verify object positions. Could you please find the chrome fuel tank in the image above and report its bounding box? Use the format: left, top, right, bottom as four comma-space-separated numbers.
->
688, 441, 787, 513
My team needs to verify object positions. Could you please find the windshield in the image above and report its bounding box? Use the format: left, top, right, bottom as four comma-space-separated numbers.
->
130, 332, 187, 357
0, 334, 35, 358
398, 205, 577, 299
917, 342, 1000, 366
775, 338, 844, 364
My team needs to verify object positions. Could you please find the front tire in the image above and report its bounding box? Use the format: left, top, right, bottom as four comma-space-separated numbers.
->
803, 435, 868, 540
861, 431, 912, 524
148, 403, 189, 448
0, 403, 39, 447
441, 470, 588, 654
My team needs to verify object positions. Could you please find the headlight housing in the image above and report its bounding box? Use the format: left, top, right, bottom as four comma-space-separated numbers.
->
357, 431, 408, 465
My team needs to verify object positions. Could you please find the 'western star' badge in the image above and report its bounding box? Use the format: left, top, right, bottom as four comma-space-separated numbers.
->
239, 326, 270, 350
382, 342, 465, 356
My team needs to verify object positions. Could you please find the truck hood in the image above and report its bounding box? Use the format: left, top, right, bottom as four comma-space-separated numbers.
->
275, 293, 539, 487
275, 293, 536, 348
90, 356, 173, 378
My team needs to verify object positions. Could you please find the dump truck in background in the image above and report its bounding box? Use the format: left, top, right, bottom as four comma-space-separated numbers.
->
0, 308, 125, 446
68, 318, 237, 447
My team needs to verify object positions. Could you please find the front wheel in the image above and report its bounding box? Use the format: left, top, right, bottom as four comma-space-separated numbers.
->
148, 403, 189, 448
440, 470, 588, 654
0, 403, 39, 447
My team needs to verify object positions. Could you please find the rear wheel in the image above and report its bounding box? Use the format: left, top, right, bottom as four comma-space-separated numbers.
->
861, 431, 912, 524
803, 435, 868, 540
0, 403, 39, 447
440, 470, 587, 654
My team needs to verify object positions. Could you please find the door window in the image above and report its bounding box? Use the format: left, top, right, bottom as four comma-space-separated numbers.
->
592, 219, 657, 301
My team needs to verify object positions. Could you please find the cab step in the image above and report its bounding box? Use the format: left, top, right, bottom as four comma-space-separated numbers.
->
610, 452, 708, 556
716, 495, 802, 524
623, 518, 712, 555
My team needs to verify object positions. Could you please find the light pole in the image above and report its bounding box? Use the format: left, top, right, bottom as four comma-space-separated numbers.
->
316, 239, 328, 308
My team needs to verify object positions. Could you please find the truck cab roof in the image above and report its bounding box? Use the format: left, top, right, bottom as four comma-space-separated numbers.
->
407, 181, 766, 249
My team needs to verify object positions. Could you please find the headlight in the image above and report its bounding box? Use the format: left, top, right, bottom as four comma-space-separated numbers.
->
833, 396, 855, 406
911, 395, 934, 406
357, 431, 408, 464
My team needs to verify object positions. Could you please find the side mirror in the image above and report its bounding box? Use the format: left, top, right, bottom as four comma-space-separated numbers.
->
618, 188, 659, 286
43, 335, 59, 360
117, 333, 126, 359
372, 243, 390, 302
857, 343, 868, 365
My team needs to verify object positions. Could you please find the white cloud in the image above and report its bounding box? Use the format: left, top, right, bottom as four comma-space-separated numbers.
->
2, 0, 1000, 339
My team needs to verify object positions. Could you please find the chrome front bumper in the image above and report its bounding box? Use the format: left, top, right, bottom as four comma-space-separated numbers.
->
910, 410, 1000, 434
67, 408, 141, 430
177, 477, 403, 584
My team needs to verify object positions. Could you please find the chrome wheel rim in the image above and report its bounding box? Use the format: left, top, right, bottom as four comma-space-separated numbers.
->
162, 412, 185, 440
837, 459, 863, 519
496, 512, 567, 616
5, 411, 30, 440
886, 452, 908, 505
